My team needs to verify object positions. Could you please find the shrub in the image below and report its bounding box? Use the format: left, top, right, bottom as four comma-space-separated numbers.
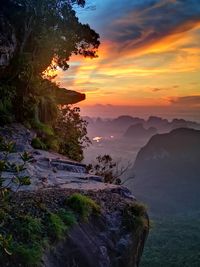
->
0, 85, 16, 126
0, 206, 78, 266
66, 193, 100, 220
87, 154, 133, 184
57, 209, 77, 228
31, 138, 47, 150
31, 121, 54, 136
54, 106, 91, 162
46, 212, 67, 241
123, 202, 148, 232
13, 243, 43, 266
14, 215, 42, 242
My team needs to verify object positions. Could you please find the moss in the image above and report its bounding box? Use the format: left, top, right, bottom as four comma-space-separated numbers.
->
66, 193, 100, 220
31, 137, 47, 150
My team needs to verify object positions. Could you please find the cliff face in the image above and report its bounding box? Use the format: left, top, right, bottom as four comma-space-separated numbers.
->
132, 128, 200, 214
0, 15, 17, 68
0, 124, 149, 267
41, 189, 148, 267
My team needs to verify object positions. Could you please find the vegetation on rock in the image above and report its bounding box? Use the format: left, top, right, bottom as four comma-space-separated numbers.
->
0, 189, 100, 266
123, 202, 148, 233
1, 0, 100, 161
66, 193, 100, 220
0, 136, 32, 195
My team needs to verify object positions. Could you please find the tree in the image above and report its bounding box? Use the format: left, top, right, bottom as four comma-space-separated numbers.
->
0, 0, 99, 161
54, 105, 91, 161
0, 0, 100, 122
87, 155, 134, 184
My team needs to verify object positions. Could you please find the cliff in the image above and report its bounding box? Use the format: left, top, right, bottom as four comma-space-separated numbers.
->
132, 128, 200, 214
0, 124, 149, 267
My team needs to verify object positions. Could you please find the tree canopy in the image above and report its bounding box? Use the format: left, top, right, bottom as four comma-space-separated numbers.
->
1, 0, 99, 76
0, 0, 100, 161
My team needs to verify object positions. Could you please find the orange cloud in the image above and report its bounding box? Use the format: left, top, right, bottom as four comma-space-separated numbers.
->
56, 2, 200, 108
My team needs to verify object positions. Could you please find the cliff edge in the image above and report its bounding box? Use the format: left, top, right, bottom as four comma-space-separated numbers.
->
0, 124, 149, 267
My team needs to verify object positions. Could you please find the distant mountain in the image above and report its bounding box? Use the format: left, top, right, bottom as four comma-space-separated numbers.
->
132, 128, 200, 214
84, 115, 145, 138
84, 115, 200, 139
112, 116, 145, 128
145, 116, 169, 132
124, 123, 157, 139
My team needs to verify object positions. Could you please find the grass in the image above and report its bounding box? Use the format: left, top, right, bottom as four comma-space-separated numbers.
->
66, 193, 100, 221
0, 193, 100, 267
123, 202, 148, 232
46, 212, 67, 241
57, 209, 77, 228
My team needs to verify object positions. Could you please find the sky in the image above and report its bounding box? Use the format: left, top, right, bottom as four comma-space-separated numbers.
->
56, 0, 200, 120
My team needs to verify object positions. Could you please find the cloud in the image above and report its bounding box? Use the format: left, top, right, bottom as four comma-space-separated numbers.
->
106, 0, 200, 54
152, 88, 166, 92
170, 95, 200, 106
57, 1, 200, 110
151, 85, 179, 92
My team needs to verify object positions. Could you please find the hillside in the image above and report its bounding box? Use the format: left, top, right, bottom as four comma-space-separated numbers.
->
132, 128, 200, 214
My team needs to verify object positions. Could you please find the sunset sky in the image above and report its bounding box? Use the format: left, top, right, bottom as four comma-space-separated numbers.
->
57, 0, 200, 120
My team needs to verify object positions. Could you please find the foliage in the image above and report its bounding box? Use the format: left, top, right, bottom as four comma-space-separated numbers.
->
1, 0, 100, 124
13, 243, 43, 266
0, 137, 32, 196
87, 154, 133, 184
46, 212, 67, 241
1, 0, 97, 162
141, 214, 200, 267
30, 105, 90, 161
54, 106, 91, 161
0, 192, 99, 266
0, 85, 16, 126
123, 202, 148, 233
57, 209, 77, 228
31, 137, 47, 150
66, 193, 100, 220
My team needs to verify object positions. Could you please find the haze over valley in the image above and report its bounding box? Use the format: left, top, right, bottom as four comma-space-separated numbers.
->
83, 114, 200, 266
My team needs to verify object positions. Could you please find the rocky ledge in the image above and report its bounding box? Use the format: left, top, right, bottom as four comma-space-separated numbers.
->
0, 124, 149, 267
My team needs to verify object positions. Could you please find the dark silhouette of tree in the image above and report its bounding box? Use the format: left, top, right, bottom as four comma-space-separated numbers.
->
0, 0, 100, 161
0, 0, 100, 121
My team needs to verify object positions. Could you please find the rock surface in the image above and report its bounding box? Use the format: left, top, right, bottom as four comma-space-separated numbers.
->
0, 124, 149, 266
0, 123, 112, 191
38, 188, 148, 267
54, 87, 86, 105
